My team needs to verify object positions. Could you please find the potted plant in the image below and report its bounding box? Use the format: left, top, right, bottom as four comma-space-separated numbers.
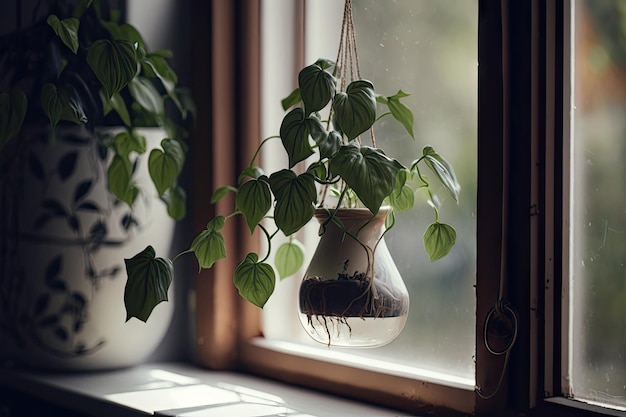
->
0, 0, 193, 369
124, 55, 459, 347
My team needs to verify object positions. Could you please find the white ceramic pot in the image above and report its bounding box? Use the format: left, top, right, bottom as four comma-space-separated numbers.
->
0, 127, 176, 370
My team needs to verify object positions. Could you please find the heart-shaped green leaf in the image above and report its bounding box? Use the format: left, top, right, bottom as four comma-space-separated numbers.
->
108, 154, 138, 206
106, 92, 131, 126
148, 139, 185, 196
423, 222, 457, 262
40, 83, 64, 130
275, 240, 305, 279
239, 166, 265, 182
47, 15, 80, 54
124, 245, 173, 322
114, 130, 146, 157
387, 90, 414, 139
388, 168, 414, 212
269, 170, 317, 236
142, 54, 178, 94
190, 216, 227, 269
211, 185, 237, 204
421, 146, 460, 203
298, 63, 336, 115
316, 130, 342, 160
236, 176, 272, 233
332, 80, 377, 140
163, 184, 186, 220
129, 76, 164, 116
0, 88, 27, 149
329, 143, 404, 214
87, 39, 137, 99
279, 108, 315, 168
234, 253, 275, 308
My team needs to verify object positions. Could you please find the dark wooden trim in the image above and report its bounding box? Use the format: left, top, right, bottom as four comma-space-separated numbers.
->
190, 0, 262, 370
475, 0, 507, 413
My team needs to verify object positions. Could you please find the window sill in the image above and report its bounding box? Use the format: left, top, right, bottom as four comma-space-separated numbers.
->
0, 361, 407, 417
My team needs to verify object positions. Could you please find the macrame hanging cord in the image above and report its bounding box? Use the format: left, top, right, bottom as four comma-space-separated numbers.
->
334, 0, 376, 147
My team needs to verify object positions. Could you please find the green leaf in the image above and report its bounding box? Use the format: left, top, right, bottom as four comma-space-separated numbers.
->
423, 222, 456, 262
163, 184, 186, 220
123, 245, 173, 322
387, 90, 414, 139
107, 92, 131, 126
108, 154, 137, 205
148, 139, 185, 196
298, 63, 336, 115
190, 216, 227, 269
233, 253, 275, 308
275, 240, 305, 279
281, 87, 301, 111
129, 76, 164, 116
47, 15, 80, 54
329, 143, 404, 214
236, 177, 272, 234
269, 170, 317, 236
211, 185, 237, 203
60, 94, 87, 125
307, 161, 327, 181
143, 54, 178, 94
239, 166, 265, 182
114, 130, 146, 157
40, 84, 64, 130
388, 169, 414, 212
421, 146, 460, 203
87, 39, 137, 99
314, 130, 342, 160
279, 108, 315, 168
0, 88, 27, 149
332, 80, 377, 140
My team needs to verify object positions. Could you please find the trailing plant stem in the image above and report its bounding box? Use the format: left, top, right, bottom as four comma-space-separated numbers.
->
249, 135, 280, 167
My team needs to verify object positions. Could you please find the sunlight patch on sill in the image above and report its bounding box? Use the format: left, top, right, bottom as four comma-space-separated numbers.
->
250, 337, 475, 391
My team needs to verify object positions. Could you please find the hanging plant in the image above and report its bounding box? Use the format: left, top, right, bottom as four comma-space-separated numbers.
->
123, 0, 460, 326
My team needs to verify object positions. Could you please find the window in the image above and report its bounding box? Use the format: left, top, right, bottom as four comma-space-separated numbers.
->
567, 0, 626, 411
190, 1, 626, 415
261, 0, 477, 382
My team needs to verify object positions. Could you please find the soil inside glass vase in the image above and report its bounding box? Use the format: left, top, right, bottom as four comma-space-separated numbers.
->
299, 271, 407, 320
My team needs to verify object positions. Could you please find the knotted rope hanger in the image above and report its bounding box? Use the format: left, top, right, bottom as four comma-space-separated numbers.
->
332, 0, 377, 148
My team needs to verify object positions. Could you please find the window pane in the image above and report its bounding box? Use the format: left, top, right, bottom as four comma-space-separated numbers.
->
262, 0, 477, 381
570, 0, 626, 410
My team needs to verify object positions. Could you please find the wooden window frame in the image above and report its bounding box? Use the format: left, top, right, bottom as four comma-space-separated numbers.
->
188, 0, 623, 415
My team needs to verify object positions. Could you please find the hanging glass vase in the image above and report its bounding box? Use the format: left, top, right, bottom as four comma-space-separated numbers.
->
298, 207, 409, 347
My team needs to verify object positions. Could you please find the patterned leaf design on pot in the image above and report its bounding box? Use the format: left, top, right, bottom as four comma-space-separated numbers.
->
45, 255, 67, 291
33, 294, 51, 316
121, 213, 139, 231
41, 199, 67, 217
37, 314, 59, 327
58, 151, 78, 180
73, 180, 93, 203
54, 326, 69, 341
